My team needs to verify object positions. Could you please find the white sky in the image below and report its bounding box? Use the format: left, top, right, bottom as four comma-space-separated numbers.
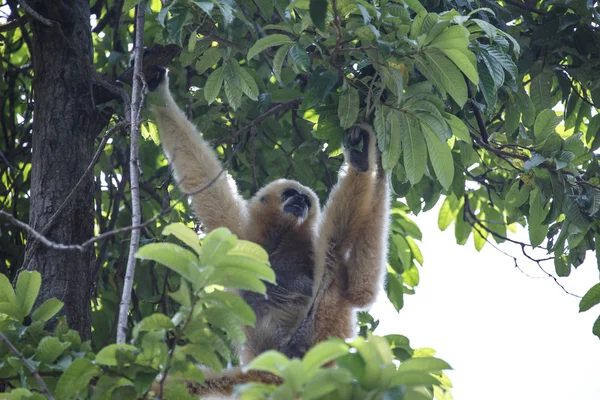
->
371, 204, 600, 400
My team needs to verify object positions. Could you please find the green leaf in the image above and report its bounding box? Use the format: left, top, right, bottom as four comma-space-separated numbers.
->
398, 357, 451, 373
534, 109, 562, 142
404, 0, 426, 14
239, 67, 260, 101
204, 66, 224, 104
0, 273, 17, 304
302, 340, 348, 376
484, 46, 517, 80
401, 115, 427, 185
382, 109, 402, 170
162, 223, 202, 255
422, 123, 454, 189
385, 272, 404, 311
438, 195, 459, 231
203, 290, 256, 326
288, 44, 310, 72
36, 336, 70, 364
419, 49, 468, 106
162, 380, 196, 400
247, 34, 294, 60
392, 234, 411, 270
136, 243, 201, 286
248, 350, 289, 376
15, 270, 41, 317
528, 188, 549, 247
593, 315, 600, 339
133, 313, 175, 339
31, 298, 63, 323
445, 113, 470, 142
302, 369, 353, 400
56, 358, 100, 399
272, 44, 292, 83
95, 344, 139, 366
439, 48, 479, 85
554, 256, 570, 277
580, 283, 600, 313
310, 0, 328, 30
228, 240, 269, 262
0, 302, 23, 321
429, 25, 470, 50
374, 105, 390, 153
455, 204, 471, 245
504, 100, 520, 135
478, 61, 497, 109
196, 47, 223, 74
338, 87, 359, 129
199, 227, 237, 266
530, 71, 553, 115
223, 59, 243, 110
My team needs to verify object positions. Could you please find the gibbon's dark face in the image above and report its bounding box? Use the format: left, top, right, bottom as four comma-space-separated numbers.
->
248, 179, 320, 229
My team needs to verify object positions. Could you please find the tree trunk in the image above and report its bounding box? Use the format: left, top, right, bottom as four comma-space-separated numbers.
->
24, 0, 106, 340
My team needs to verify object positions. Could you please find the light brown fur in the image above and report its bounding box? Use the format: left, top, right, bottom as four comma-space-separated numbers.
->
150, 70, 389, 397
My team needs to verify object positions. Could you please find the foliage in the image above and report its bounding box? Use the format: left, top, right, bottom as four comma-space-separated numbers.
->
0, 226, 451, 399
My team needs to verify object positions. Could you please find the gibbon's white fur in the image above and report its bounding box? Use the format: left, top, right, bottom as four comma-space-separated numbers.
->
149, 68, 390, 397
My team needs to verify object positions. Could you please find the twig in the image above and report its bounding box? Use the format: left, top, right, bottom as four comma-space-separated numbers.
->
117, 1, 146, 345
502, 0, 546, 15
0, 332, 55, 400
465, 78, 489, 143
20, 122, 126, 271
16, 0, 54, 26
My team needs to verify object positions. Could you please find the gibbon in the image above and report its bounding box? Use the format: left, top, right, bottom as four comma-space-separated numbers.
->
148, 66, 390, 397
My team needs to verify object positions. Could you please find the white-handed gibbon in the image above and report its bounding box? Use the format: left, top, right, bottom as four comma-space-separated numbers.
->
148, 66, 389, 397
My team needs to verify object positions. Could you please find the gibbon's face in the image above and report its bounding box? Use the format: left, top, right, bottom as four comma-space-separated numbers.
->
248, 179, 320, 227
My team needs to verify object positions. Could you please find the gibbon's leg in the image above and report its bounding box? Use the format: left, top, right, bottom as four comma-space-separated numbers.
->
148, 67, 248, 236
318, 124, 389, 309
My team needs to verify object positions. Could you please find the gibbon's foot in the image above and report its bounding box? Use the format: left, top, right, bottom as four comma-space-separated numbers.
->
345, 126, 370, 173
147, 65, 167, 92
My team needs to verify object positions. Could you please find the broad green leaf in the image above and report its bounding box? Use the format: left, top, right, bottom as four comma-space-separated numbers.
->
228, 240, 269, 262
504, 100, 520, 135
419, 49, 468, 106
0, 273, 17, 304
580, 283, 600, 312
209, 268, 267, 293
132, 313, 175, 339
95, 344, 139, 366
400, 114, 427, 185
302, 369, 353, 400
203, 290, 256, 326
517, 86, 536, 127
422, 124, 454, 189
15, 270, 41, 317
445, 113, 470, 142
438, 195, 459, 231
530, 71, 553, 115
136, 243, 200, 286
272, 44, 292, 83
392, 371, 441, 386
238, 67, 260, 101
247, 350, 289, 376
374, 105, 390, 152
455, 204, 471, 245
0, 302, 23, 321
404, 0, 426, 14
36, 336, 70, 364
224, 59, 243, 110
216, 255, 275, 283
196, 47, 223, 74
310, 0, 328, 30
338, 87, 359, 129
169, 278, 192, 307
382, 109, 402, 170
478, 62, 497, 109
534, 109, 562, 142
162, 223, 202, 255
398, 357, 451, 373
200, 227, 237, 266
593, 315, 600, 339
31, 298, 63, 323
528, 188, 549, 247
247, 34, 294, 60
302, 340, 348, 376
204, 66, 224, 104
406, 237, 423, 265
385, 272, 404, 311
483, 45, 517, 80
393, 235, 411, 270
162, 380, 197, 400
429, 25, 470, 50
554, 256, 570, 277
288, 44, 310, 72
439, 48, 479, 85
56, 358, 100, 399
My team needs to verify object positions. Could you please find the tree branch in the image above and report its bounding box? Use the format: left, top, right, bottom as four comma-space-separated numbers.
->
16, 0, 54, 26
0, 332, 55, 400
117, 1, 146, 344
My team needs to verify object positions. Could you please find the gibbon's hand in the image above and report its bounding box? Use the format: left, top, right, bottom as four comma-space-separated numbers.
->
344, 125, 371, 173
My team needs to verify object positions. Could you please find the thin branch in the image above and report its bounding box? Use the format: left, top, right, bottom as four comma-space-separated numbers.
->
16, 0, 54, 26
502, 0, 546, 15
0, 332, 55, 400
465, 78, 489, 143
0, 18, 24, 32
117, 1, 146, 345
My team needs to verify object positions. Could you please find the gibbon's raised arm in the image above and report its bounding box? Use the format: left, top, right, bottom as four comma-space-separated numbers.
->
150, 69, 248, 236
312, 124, 389, 341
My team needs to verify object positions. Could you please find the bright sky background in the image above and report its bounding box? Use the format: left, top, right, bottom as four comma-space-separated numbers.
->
370, 204, 600, 400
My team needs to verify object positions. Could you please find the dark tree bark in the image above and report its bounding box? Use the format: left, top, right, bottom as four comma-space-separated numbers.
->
23, 0, 107, 340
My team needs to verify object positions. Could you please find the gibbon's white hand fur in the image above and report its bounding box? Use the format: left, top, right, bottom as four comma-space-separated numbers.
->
148, 66, 389, 396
